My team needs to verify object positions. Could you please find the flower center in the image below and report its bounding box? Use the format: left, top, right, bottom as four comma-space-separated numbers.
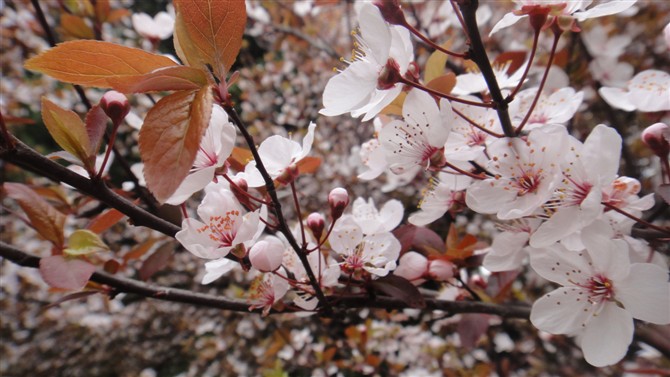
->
585, 274, 614, 303
198, 211, 240, 247
512, 171, 542, 195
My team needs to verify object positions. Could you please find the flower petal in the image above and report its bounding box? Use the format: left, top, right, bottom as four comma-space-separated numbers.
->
616, 263, 670, 324
580, 303, 633, 367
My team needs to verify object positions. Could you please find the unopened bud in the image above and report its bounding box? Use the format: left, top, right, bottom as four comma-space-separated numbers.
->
249, 236, 285, 272
100, 90, 130, 125
373, 0, 406, 26
306, 212, 325, 240
328, 187, 349, 219
230, 176, 251, 207
393, 251, 428, 283
641, 123, 670, 159
428, 259, 454, 281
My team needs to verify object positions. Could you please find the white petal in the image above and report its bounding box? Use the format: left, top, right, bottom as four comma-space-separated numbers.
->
320, 61, 378, 117
296, 122, 317, 161
581, 221, 630, 280
176, 218, 229, 259
529, 245, 593, 286
202, 258, 236, 284
330, 217, 364, 255
573, 0, 637, 21
483, 232, 529, 272
379, 199, 404, 232
165, 166, 216, 205
489, 12, 524, 36
598, 87, 635, 111
616, 263, 670, 324
530, 287, 597, 335
358, 3, 391, 64
582, 124, 621, 182
580, 303, 633, 367
465, 180, 516, 215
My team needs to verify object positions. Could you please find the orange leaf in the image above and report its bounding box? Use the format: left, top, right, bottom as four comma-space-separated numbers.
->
41, 97, 94, 172
139, 86, 213, 203
86, 207, 126, 234
25, 40, 178, 88
106, 9, 130, 23
4, 183, 66, 249
227, 146, 253, 172
444, 225, 479, 262
122, 238, 157, 266
296, 156, 321, 175
106, 66, 208, 93
94, 0, 110, 23
426, 73, 456, 96
424, 40, 453, 83
494, 51, 527, 75
60, 14, 94, 39
173, 0, 246, 78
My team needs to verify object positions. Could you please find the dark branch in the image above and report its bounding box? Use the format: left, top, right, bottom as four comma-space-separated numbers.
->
0, 135, 180, 237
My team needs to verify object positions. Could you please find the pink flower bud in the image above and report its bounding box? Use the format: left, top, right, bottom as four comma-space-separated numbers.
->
328, 187, 349, 219
373, 0, 406, 26
393, 251, 428, 284
641, 123, 670, 159
428, 259, 454, 281
306, 212, 325, 240
665, 22, 670, 50
100, 90, 130, 125
249, 236, 285, 272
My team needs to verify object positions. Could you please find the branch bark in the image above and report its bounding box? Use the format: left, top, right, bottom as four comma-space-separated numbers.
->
0, 135, 180, 237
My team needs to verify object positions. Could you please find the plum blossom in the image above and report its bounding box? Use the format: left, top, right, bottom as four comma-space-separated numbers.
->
132, 11, 174, 41
330, 217, 400, 277
529, 221, 670, 367
451, 62, 525, 96
444, 98, 502, 162
529, 125, 621, 247
379, 90, 453, 174
466, 125, 568, 219
408, 172, 470, 227
244, 122, 316, 187
598, 69, 670, 112
483, 218, 541, 272
346, 197, 403, 235
509, 87, 583, 130
248, 271, 290, 316
320, 3, 414, 121
166, 105, 236, 205
175, 181, 265, 261
490, 0, 638, 35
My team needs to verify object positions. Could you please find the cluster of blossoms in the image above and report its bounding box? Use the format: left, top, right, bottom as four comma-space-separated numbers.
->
173, 0, 670, 368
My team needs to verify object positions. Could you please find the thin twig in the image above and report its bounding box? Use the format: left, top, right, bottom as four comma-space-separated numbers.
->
223, 107, 331, 313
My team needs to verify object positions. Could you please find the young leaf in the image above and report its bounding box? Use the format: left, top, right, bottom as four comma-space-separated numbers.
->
105, 66, 209, 93
25, 40, 178, 88
60, 14, 95, 39
40, 255, 96, 290
139, 242, 174, 281
424, 40, 453, 83
296, 156, 321, 175
86, 207, 126, 234
228, 146, 253, 172
41, 97, 93, 171
139, 86, 213, 203
4, 183, 66, 249
371, 275, 426, 309
84, 104, 107, 157
63, 229, 109, 257
173, 0, 246, 78
426, 73, 456, 96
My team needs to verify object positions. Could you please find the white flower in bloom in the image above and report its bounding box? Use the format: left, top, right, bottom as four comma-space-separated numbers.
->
483, 218, 541, 272
490, 0, 637, 35
466, 125, 568, 219
244, 122, 316, 187
452, 63, 525, 96
408, 171, 470, 227
176, 181, 265, 260
132, 11, 174, 41
347, 197, 404, 235
599, 69, 670, 112
320, 3, 414, 121
166, 105, 236, 205
444, 98, 502, 162
380, 90, 453, 174
330, 217, 400, 277
509, 87, 583, 130
530, 221, 670, 367
530, 125, 620, 248
248, 271, 290, 316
